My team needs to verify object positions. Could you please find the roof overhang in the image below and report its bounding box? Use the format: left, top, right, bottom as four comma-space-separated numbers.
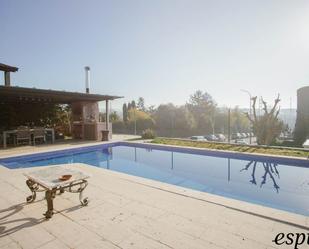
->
0, 63, 18, 72
0, 85, 123, 104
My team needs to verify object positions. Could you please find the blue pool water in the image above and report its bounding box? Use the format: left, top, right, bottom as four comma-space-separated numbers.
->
0, 142, 308, 216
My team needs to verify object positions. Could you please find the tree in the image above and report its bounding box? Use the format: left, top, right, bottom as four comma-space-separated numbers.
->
186, 90, 216, 134
153, 104, 176, 131
137, 97, 146, 111
173, 106, 196, 131
131, 100, 136, 109
109, 111, 120, 122
122, 103, 128, 122
147, 105, 156, 114
246, 95, 283, 145
188, 90, 215, 107
230, 106, 250, 133
153, 104, 195, 137
213, 107, 230, 134
54, 104, 72, 136
127, 108, 155, 132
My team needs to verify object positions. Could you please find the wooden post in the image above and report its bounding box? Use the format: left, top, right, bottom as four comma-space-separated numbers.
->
228, 108, 231, 143
105, 100, 109, 131
4, 72, 10, 86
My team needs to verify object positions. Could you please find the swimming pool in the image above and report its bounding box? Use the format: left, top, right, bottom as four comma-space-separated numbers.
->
1, 142, 308, 216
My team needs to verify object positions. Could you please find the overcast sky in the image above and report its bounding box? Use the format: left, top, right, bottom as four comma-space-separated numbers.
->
1, 0, 308, 111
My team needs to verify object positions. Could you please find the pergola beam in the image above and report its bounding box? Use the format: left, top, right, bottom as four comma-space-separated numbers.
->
0, 85, 123, 104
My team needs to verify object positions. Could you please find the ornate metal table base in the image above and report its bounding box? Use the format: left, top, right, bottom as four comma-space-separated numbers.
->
26, 179, 89, 219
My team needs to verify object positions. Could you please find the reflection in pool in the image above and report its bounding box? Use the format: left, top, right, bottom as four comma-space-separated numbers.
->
240, 161, 280, 193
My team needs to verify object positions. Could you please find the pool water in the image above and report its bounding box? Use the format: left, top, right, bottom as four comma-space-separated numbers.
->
1, 143, 308, 216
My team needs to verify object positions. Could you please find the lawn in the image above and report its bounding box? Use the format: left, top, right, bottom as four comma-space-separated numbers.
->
151, 137, 309, 158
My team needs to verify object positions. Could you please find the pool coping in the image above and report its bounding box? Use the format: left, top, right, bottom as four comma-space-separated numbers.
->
1, 140, 308, 167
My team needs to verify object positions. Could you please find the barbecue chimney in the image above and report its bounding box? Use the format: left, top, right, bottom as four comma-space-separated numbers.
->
84, 66, 90, 93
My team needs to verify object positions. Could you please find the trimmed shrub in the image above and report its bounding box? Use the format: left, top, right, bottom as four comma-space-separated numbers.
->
142, 129, 156, 139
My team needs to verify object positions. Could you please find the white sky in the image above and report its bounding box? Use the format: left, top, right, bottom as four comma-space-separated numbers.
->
1, 0, 309, 110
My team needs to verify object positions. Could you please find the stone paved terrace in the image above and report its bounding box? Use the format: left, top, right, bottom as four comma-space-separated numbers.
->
0, 140, 308, 249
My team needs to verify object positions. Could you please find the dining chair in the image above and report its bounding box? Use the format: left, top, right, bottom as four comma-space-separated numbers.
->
16, 128, 31, 146
33, 127, 46, 145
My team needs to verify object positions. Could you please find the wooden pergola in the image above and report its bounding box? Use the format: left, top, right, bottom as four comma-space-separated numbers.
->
0, 63, 123, 141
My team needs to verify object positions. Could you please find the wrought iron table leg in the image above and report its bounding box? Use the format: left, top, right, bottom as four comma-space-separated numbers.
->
44, 190, 56, 219
58, 187, 65, 195
78, 180, 89, 206
26, 179, 37, 203
79, 190, 89, 206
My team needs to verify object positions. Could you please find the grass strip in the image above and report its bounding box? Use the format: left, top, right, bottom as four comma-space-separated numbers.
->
151, 138, 309, 158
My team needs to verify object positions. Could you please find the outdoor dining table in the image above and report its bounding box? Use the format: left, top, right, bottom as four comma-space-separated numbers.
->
2, 128, 55, 149
24, 165, 90, 219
